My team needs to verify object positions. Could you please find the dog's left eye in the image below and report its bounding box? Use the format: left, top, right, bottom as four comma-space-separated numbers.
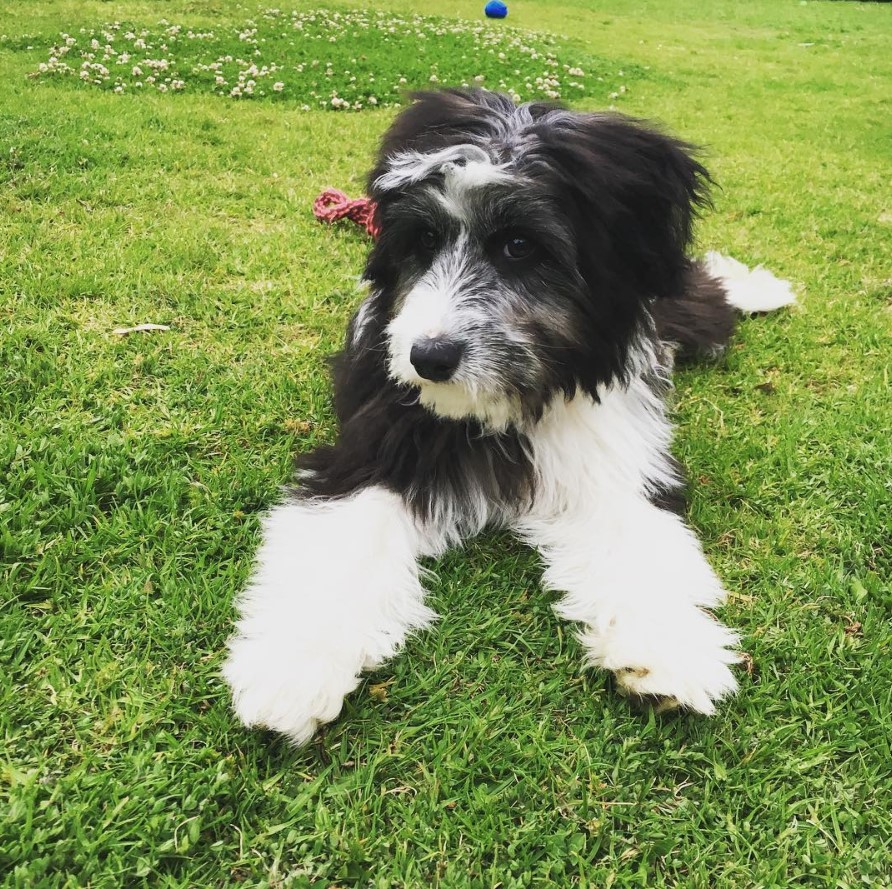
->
500, 234, 537, 261
419, 229, 439, 251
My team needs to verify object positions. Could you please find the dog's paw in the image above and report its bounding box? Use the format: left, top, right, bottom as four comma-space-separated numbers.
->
223, 633, 362, 746
582, 607, 740, 715
611, 655, 737, 715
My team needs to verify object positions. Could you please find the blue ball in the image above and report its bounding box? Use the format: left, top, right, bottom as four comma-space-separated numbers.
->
484, 1, 508, 19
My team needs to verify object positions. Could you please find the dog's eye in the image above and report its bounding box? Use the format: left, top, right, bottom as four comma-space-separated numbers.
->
419, 229, 439, 252
501, 234, 536, 261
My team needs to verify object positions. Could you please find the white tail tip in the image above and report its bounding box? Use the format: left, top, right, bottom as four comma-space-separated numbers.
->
704, 251, 797, 313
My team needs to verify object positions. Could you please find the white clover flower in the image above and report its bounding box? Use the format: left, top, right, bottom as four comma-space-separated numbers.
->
132, 65, 142, 76
568, 67, 584, 77
429, 74, 439, 83
272, 81, 284, 91
368, 95, 377, 105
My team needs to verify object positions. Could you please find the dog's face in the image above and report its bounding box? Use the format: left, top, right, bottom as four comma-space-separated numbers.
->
360, 89, 708, 427
371, 145, 585, 428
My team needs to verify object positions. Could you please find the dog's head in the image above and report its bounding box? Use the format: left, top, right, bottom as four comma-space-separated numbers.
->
359, 89, 709, 427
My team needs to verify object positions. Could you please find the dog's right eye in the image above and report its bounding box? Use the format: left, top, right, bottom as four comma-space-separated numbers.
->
418, 229, 439, 252
503, 236, 534, 260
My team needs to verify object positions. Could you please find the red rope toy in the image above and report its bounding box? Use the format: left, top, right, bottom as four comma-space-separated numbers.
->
312, 188, 380, 239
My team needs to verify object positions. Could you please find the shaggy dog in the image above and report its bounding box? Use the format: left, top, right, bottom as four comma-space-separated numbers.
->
224, 89, 794, 745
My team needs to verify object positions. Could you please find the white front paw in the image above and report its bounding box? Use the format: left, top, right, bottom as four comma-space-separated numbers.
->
223, 631, 362, 746
582, 607, 740, 715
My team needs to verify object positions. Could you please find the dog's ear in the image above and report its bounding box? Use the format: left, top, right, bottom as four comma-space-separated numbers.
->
532, 112, 711, 301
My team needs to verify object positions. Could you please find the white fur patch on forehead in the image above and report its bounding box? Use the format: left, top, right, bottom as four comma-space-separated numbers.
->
374, 143, 513, 193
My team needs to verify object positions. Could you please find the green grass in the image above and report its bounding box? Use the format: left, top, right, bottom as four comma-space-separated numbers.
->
1, 0, 891, 886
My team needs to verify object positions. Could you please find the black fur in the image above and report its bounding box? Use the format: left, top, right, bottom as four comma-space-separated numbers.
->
299, 348, 536, 524
652, 263, 737, 360
298, 90, 740, 520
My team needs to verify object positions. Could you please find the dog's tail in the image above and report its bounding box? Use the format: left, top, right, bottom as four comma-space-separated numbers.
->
652, 253, 797, 361
703, 251, 797, 314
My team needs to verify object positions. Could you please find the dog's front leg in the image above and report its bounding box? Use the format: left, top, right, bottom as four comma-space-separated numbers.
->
224, 486, 435, 744
516, 497, 740, 714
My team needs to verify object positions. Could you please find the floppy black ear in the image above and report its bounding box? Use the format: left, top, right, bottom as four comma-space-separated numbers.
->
529, 112, 712, 302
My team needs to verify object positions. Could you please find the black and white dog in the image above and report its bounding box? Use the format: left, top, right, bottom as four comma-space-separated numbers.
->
224, 90, 794, 745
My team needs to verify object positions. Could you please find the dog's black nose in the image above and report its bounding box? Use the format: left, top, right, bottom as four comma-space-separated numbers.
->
410, 338, 465, 382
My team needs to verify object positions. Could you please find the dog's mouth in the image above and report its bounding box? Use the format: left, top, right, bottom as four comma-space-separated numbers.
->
405, 374, 465, 403
410, 378, 519, 431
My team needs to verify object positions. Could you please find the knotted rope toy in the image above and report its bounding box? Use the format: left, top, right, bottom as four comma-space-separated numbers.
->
312, 188, 380, 239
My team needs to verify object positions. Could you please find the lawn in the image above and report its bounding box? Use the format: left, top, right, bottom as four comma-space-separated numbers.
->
1, 0, 891, 886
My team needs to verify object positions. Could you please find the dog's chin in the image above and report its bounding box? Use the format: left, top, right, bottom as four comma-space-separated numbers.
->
407, 378, 520, 431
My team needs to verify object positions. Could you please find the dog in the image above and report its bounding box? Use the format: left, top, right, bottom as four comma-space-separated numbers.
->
223, 89, 795, 745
